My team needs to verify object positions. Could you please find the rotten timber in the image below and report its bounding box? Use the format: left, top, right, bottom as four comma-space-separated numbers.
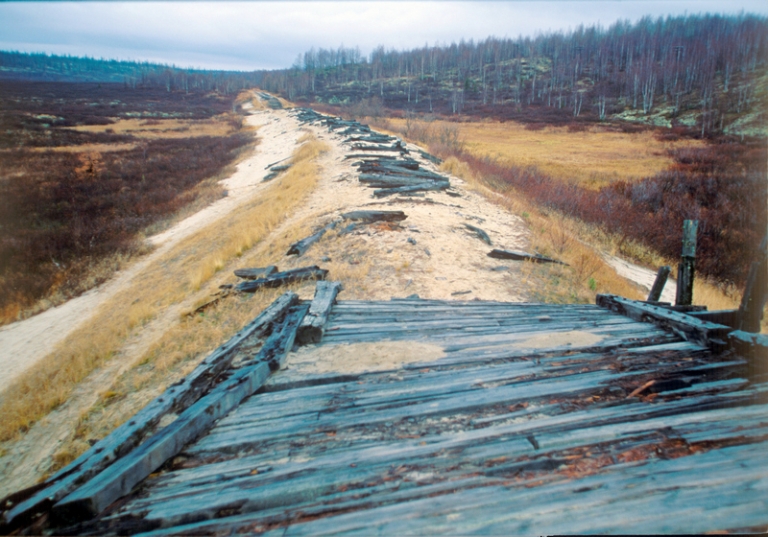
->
51, 302, 309, 524
0, 291, 300, 532
287, 222, 337, 257
341, 210, 407, 223
234, 266, 278, 280
296, 281, 343, 345
235, 266, 328, 293
488, 248, 566, 265
596, 294, 730, 348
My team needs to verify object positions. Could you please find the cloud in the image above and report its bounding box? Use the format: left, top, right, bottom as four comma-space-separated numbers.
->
1, 1, 766, 71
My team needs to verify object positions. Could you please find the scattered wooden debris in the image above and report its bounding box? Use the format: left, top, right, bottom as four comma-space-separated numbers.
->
234, 266, 278, 280
487, 249, 566, 265
52, 300, 309, 524
236, 266, 329, 293
297, 281, 343, 345
373, 181, 451, 198
464, 224, 492, 245
0, 291, 300, 532
287, 222, 337, 257
341, 210, 407, 223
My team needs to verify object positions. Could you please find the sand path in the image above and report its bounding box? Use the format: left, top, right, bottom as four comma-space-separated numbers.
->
0, 108, 301, 394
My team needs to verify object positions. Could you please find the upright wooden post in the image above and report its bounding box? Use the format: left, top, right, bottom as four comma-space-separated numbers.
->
647, 266, 671, 302
675, 220, 698, 306
738, 233, 768, 333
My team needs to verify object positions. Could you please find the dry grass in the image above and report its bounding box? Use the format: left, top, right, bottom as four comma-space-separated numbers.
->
388, 117, 703, 190
0, 135, 329, 445
441, 156, 644, 303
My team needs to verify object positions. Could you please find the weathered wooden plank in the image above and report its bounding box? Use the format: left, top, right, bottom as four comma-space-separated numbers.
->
0, 292, 299, 532
235, 266, 328, 293
52, 362, 273, 524
373, 181, 450, 198
297, 281, 342, 345
233, 266, 278, 280
488, 248, 566, 265
51, 303, 309, 524
287, 223, 336, 257
596, 294, 730, 348
340, 210, 407, 223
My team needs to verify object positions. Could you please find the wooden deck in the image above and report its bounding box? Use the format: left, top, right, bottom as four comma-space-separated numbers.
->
27, 296, 766, 536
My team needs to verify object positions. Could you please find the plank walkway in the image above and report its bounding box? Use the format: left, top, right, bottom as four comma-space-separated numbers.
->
40, 297, 767, 536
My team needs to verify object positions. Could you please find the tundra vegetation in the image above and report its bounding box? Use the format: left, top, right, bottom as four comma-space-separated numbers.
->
0, 80, 254, 324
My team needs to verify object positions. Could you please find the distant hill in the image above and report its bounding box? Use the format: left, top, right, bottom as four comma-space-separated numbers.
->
259, 13, 768, 137
0, 51, 260, 94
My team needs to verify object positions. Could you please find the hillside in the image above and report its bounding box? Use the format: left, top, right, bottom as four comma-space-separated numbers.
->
260, 14, 768, 137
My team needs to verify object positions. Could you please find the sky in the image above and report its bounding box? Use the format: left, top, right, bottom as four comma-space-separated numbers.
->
1, 1, 767, 71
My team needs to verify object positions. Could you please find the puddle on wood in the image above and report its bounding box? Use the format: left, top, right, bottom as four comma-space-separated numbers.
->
287, 341, 446, 374
512, 330, 605, 349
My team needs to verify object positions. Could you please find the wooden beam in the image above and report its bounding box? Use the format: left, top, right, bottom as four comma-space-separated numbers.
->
51, 303, 309, 524
341, 210, 407, 223
297, 282, 343, 345
676, 220, 698, 306
373, 181, 450, 198
0, 292, 299, 532
738, 233, 768, 332
487, 249, 566, 265
647, 266, 671, 302
596, 294, 730, 348
235, 267, 328, 293
464, 224, 492, 246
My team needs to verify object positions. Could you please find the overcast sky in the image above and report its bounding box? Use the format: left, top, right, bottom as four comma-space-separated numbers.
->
1, 1, 766, 71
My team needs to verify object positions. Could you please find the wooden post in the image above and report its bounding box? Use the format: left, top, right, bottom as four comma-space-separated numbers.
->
647, 266, 671, 302
738, 233, 768, 333
675, 220, 698, 306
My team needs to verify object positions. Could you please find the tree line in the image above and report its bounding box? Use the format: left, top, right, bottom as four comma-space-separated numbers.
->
258, 13, 768, 134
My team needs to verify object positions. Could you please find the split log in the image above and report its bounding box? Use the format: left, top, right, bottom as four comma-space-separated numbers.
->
236, 266, 328, 293
262, 172, 279, 182
373, 181, 450, 198
464, 224, 492, 245
234, 266, 278, 280
487, 249, 566, 265
297, 281, 343, 345
341, 210, 407, 223
287, 222, 337, 257
0, 292, 299, 532
50, 302, 309, 524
